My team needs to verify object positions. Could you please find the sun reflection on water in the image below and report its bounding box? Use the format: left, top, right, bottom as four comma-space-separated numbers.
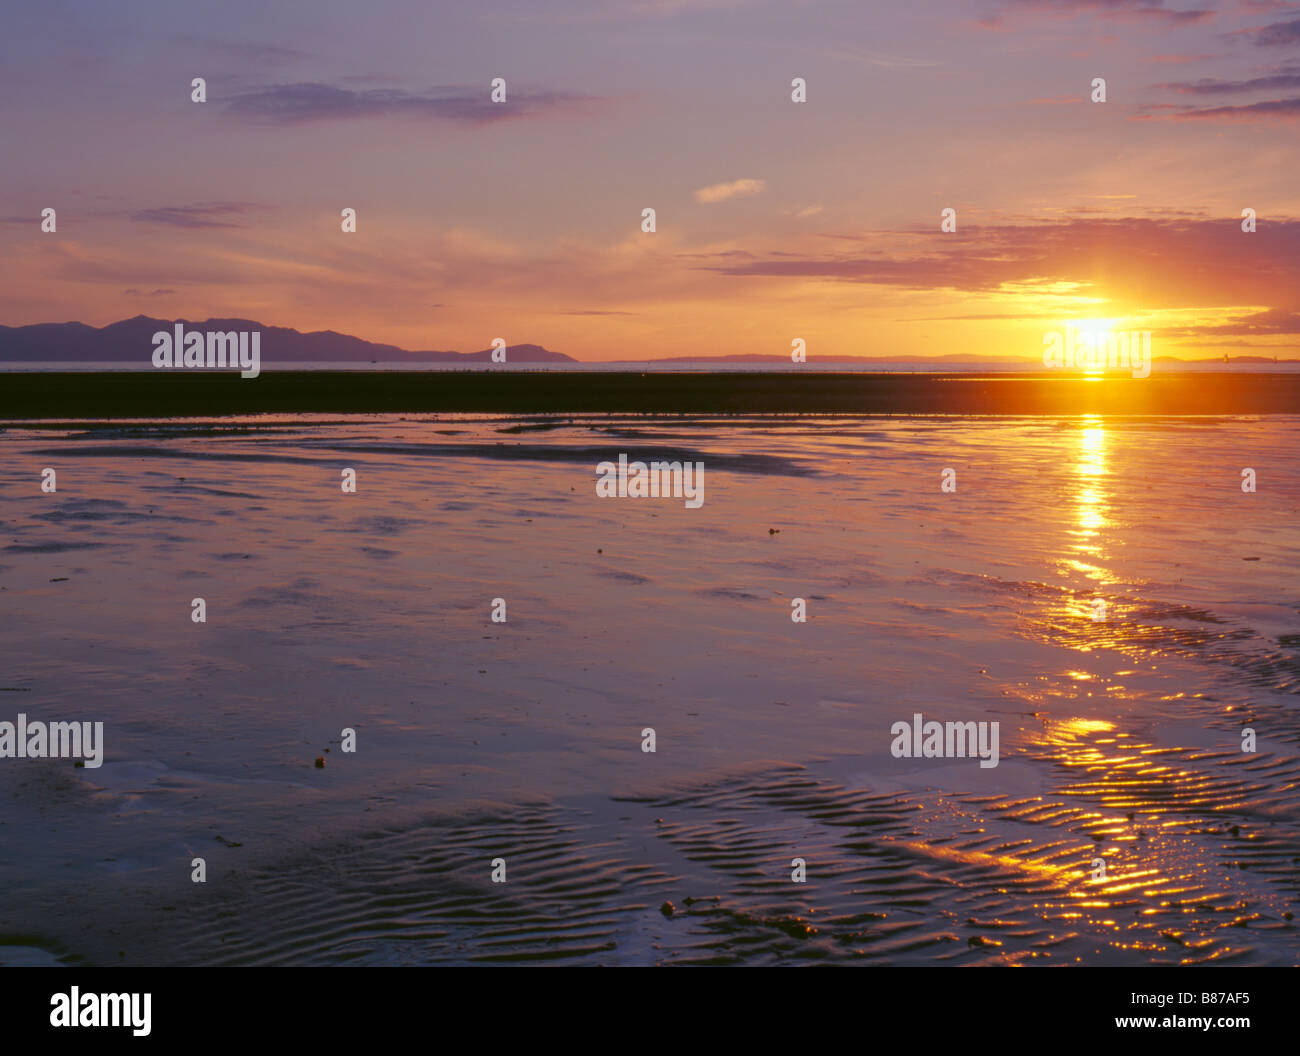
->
1065, 419, 1112, 582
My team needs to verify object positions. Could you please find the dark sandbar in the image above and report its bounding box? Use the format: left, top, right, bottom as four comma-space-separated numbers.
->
2, 370, 1298, 418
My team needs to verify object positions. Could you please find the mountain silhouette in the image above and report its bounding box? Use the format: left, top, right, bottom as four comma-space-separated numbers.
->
0, 316, 575, 364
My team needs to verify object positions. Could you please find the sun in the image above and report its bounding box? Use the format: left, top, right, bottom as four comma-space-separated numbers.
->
1074, 318, 1114, 346
1072, 318, 1117, 374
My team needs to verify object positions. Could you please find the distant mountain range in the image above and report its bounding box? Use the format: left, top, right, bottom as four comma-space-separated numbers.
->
628, 353, 1294, 364
0, 317, 1292, 366
0, 316, 575, 364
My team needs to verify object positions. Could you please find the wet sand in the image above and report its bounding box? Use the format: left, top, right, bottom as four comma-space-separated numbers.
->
1, 414, 1297, 965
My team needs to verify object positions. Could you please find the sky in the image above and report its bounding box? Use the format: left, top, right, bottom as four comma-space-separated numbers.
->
1, 0, 1298, 362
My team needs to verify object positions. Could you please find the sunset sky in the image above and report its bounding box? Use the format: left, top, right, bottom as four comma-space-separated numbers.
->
2, 0, 1298, 361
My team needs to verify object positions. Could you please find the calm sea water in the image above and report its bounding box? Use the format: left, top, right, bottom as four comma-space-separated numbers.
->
1, 413, 1297, 965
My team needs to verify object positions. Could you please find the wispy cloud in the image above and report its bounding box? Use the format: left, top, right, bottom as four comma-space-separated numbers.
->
693, 178, 765, 203
129, 203, 263, 229
820, 46, 942, 70
1162, 307, 1300, 336
991, 0, 1216, 26
1148, 52, 1218, 63
1160, 96, 1300, 118
172, 36, 310, 65
1242, 15, 1300, 44
223, 82, 597, 126
557, 308, 637, 315
695, 216, 1300, 313
1153, 68, 1300, 93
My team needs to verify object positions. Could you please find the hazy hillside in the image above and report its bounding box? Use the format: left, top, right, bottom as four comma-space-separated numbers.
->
0, 316, 575, 364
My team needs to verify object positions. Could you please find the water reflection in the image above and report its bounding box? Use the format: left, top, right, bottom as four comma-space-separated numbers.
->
1010, 713, 1287, 962
1061, 418, 1114, 586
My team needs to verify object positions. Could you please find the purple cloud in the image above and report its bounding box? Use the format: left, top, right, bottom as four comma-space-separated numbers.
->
1162, 308, 1300, 337
694, 217, 1300, 313
128, 203, 263, 229
1249, 16, 1300, 45
223, 82, 596, 126
998, 1, 1216, 25
1154, 70, 1300, 94
1174, 95, 1300, 117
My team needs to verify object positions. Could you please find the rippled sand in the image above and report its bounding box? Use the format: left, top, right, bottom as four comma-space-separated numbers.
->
0, 414, 1297, 965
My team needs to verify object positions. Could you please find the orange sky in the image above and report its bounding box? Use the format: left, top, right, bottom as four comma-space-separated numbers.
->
2, 0, 1298, 361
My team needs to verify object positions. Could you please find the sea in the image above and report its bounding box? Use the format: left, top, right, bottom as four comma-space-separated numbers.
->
0, 412, 1297, 965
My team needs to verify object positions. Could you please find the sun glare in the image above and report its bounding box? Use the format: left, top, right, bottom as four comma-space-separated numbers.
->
1073, 319, 1115, 375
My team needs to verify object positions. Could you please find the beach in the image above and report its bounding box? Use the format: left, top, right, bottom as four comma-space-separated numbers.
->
1, 411, 1297, 965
